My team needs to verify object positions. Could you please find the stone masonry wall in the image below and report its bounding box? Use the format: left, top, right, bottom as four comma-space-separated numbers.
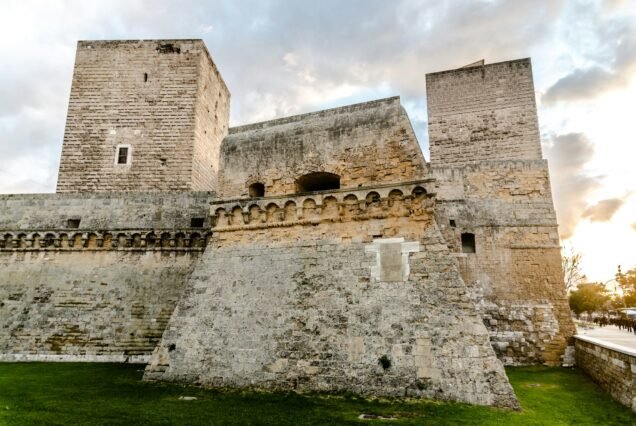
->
575, 337, 636, 412
0, 192, 213, 230
145, 182, 519, 409
0, 250, 198, 363
426, 59, 542, 166
56, 39, 229, 192
0, 192, 212, 362
192, 45, 230, 191
432, 161, 575, 365
219, 97, 428, 197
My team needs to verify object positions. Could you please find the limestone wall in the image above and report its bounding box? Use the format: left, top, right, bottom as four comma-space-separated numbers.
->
0, 192, 213, 231
431, 161, 575, 365
426, 59, 542, 166
219, 97, 428, 198
0, 192, 212, 361
56, 39, 229, 192
192, 45, 231, 191
0, 250, 198, 363
575, 336, 636, 412
146, 182, 519, 409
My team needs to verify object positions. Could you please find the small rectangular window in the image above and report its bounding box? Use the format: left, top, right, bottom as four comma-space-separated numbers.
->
461, 233, 476, 253
67, 218, 81, 229
117, 147, 129, 164
449, 219, 456, 228
190, 218, 205, 228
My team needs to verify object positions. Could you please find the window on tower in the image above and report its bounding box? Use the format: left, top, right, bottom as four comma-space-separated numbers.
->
115, 145, 131, 165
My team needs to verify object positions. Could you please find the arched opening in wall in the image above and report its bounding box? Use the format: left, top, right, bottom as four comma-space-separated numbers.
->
412, 186, 427, 197
248, 182, 265, 197
461, 233, 476, 253
295, 172, 340, 193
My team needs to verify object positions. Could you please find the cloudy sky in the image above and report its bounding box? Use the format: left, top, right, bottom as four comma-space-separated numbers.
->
0, 0, 634, 282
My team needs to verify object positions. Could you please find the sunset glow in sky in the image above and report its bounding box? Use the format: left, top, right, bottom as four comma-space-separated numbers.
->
0, 0, 634, 282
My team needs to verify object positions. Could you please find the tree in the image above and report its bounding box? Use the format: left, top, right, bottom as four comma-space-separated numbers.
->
617, 266, 636, 307
562, 247, 585, 293
568, 282, 610, 318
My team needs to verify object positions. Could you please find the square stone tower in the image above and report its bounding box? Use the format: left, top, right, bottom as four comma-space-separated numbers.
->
56, 39, 230, 192
426, 59, 575, 365
426, 58, 542, 166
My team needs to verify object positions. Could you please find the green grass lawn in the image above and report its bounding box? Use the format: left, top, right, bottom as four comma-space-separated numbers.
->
0, 363, 633, 425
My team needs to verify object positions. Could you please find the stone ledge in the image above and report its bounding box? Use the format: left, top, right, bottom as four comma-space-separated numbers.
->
575, 335, 636, 357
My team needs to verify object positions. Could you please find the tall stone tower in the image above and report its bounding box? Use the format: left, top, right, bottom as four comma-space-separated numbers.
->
426, 59, 575, 365
427, 59, 542, 165
56, 39, 230, 193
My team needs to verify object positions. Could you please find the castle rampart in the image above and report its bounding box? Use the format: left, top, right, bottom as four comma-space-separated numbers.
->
0, 191, 213, 362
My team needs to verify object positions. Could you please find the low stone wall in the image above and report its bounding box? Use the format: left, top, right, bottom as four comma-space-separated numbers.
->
575, 336, 636, 411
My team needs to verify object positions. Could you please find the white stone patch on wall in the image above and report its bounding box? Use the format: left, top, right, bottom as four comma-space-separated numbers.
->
365, 238, 420, 282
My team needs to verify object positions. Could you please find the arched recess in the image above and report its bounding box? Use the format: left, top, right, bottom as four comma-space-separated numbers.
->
295, 172, 340, 193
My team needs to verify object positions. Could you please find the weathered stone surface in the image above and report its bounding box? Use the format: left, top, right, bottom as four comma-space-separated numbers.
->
219, 97, 428, 198
145, 186, 519, 408
0, 191, 211, 359
575, 337, 636, 412
56, 40, 229, 192
0, 250, 198, 362
427, 62, 575, 365
427, 59, 542, 166
0, 192, 213, 230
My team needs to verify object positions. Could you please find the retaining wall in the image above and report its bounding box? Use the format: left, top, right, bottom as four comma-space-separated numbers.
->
575, 335, 636, 411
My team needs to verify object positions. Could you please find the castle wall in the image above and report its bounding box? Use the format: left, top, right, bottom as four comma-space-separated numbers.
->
0, 251, 198, 363
56, 40, 229, 192
0, 192, 213, 230
426, 59, 542, 166
431, 161, 575, 365
145, 183, 519, 409
219, 97, 427, 197
192, 47, 231, 191
0, 192, 212, 362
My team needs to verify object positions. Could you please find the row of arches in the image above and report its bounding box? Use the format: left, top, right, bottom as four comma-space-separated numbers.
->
0, 230, 210, 251
214, 186, 430, 228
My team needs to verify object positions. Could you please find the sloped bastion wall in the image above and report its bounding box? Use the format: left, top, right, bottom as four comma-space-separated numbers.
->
144, 182, 520, 408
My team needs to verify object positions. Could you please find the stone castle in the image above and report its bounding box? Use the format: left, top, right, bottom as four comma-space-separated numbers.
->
0, 39, 575, 408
